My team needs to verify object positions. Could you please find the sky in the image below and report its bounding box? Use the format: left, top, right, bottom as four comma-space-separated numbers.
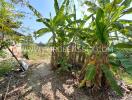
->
15, 0, 132, 44
15, 0, 83, 44
16, 0, 55, 43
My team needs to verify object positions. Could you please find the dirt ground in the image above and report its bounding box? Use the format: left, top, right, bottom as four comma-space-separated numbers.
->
0, 60, 132, 100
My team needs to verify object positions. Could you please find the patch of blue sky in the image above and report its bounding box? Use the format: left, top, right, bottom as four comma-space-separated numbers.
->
15, 0, 55, 43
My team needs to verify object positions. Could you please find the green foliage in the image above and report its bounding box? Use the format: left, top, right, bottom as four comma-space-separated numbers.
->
85, 64, 96, 80
27, 0, 132, 96
111, 6, 125, 22
27, 3, 42, 18
95, 8, 107, 43
0, 50, 7, 58
0, 60, 16, 77
27, 0, 69, 46
101, 64, 122, 96
120, 58, 132, 75
114, 42, 132, 48
121, 0, 131, 7
53, 4, 65, 26
34, 28, 51, 37
109, 50, 132, 75
120, 72, 132, 85
119, 19, 132, 24
125, 66, 132, 75
0, 0, 24, 50
0, 0, 23, 32
0, 40, 12, 49
98, 0, 110, 7
83, 0, 132, 46
114, 0, 123, 4
57, 58, 72, 72
54, 0, 59, 14
123, 7, 132, 14
79, 64, 96, 87
84, 1, 97, 7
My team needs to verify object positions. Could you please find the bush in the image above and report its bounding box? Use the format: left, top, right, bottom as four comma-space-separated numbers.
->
0, 50, 7, 58
0, 60, 16, 76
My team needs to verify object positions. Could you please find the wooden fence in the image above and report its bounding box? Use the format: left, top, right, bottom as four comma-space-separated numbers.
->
21, 44, 91, 65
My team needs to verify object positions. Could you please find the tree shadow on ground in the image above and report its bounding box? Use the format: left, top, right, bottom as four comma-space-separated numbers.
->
25, 62, 90, 100
0, 61, 90, 100
0, 61, 131, 100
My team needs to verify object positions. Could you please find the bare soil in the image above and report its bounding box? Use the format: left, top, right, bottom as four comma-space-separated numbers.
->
0, 60, 132, 100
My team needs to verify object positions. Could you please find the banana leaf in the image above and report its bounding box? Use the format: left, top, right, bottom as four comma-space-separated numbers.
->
85, 64, 96, 80
114, 43, 132, 48
54, 0, 59, 14
102, 64, 122, 95
95, 8, 107, 43
34, 28, 51, 37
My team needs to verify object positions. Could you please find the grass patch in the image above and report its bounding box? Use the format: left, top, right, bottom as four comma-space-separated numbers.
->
0, 60, 16, 77
22, 50, 51, 60
0, 50, 7, 58
113, 69, 132, 85
120, 73, 132, 85
28, 53, 51, 60
117, 69, 132, 85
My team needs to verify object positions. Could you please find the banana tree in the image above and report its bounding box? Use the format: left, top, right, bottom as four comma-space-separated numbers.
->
27, 0, 72, 69
79, 0, 132, 96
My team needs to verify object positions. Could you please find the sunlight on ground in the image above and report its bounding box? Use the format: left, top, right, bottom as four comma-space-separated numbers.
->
121, 73, 132, 85
42, 82, 69, 100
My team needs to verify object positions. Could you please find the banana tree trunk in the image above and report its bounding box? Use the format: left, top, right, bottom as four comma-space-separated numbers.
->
60, 41, 65, 59
81, 52, 86, 64
68, 42, 76, 66
51, 33, 57, 69
91, 44, 109, 90
78, 49, 82, 62
68, 42, 73, 64
80, 44, 109, 92
92, 44, 110, 99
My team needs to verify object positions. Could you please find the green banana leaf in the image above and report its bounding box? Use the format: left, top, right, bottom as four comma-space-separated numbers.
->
114, 43, 132, 48
119, 19, 132, 24
95, 8, 107, 43
34, 28, 51, 37
121, 0, 132, 8
54, 0, 59, 14
85, 64, 96, 80
114, 0, 123, 4
27, 3, 42, 18
98, 0, 110, 7
102, 64, 122, 96
53, 4, 65, 26
123, 7, 132, 14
